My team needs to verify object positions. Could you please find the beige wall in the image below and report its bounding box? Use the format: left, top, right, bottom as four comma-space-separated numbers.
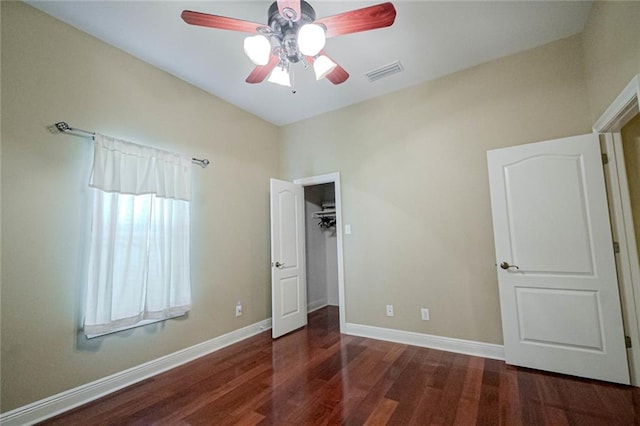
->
0, 0, 3, 402
582, 1, 640, 122
280, 35, 592, 345
0, 1, 3, 395
1, 2, 279, 412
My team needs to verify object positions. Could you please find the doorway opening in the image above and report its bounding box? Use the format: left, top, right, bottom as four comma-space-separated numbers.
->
596, 74, 640, 385
294, 173, 346, 333
303, 183, 339, 315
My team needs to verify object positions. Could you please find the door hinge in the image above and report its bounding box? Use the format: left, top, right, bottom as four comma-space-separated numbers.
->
626, 335, 632, 348
602, 153, 609, 165
614, 241, 620, 254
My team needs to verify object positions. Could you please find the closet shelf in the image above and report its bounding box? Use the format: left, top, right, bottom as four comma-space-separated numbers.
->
313, 202, 336, 229
313, 209, 336, 218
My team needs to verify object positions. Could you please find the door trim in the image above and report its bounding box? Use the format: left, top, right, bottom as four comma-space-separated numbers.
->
593, 75, 639, 133
594, 74, 640, 385
294, 172, 346, 334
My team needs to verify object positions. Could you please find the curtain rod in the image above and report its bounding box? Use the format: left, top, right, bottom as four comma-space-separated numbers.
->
52, 122, 210, 168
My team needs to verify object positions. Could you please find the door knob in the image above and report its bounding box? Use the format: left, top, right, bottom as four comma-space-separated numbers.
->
275, 261, 284, 268
500, 261, 519, 270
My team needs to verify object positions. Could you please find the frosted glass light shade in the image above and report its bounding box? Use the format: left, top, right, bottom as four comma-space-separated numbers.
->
297, 24, 326, 56
313, 55, 337, 80
243, 35, 271, 66
268, 66, 291, 87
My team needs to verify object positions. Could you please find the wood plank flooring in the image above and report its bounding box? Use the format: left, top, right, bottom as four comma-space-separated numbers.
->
42, 307, 640, 425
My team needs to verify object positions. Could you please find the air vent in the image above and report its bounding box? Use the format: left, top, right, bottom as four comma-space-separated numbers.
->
365, 61, 404, 82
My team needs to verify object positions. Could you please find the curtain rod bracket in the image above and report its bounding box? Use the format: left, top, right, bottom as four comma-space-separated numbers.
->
55, 122, 71, 132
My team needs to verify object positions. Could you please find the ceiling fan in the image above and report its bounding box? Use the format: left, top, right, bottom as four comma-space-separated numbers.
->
181, 1, 396, 88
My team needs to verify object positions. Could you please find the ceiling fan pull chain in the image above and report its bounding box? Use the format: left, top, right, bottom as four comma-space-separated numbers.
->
291, 67, 296, 94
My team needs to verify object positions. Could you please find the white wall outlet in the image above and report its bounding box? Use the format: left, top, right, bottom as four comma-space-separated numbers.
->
421, 308, 430, 321
235, 301, 243, 317
386, 304, 394, 317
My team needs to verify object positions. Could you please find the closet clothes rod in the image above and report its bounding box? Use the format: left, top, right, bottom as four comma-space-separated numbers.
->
53, 121, 210, 168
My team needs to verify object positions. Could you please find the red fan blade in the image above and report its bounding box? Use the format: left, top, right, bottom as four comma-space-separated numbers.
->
246, 54, 280, 84
181, 10, 264, 33
326, 63, 349, 85
315, 2, 396, 38
306, 52, 350, 85
277, 0, 302, 22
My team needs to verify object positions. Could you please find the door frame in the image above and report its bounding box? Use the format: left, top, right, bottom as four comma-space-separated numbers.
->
294, 172, 346, 333
594, 74, 640, 385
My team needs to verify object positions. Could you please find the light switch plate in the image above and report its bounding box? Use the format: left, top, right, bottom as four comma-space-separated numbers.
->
345, 224, 351, 234
421, 308, 430, 321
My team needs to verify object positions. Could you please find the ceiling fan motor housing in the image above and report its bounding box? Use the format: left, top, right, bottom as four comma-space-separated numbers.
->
267, 1, 317, 63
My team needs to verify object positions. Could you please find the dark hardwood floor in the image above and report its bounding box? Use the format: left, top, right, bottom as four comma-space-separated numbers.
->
42, 306, 640, 425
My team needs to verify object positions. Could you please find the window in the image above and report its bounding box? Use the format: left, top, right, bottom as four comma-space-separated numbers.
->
83, 134, 192, 337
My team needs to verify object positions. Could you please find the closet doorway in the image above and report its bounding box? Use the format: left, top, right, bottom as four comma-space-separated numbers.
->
294, 173, 346, 332
304, 183, 338, 311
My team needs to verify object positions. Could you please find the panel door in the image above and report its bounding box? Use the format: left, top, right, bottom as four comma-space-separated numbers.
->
270, 178, 307, 338
487, 133, 629, 384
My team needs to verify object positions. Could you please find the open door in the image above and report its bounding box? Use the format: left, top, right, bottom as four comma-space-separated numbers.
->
270, 178, 307, 338
487, 134, 630, 384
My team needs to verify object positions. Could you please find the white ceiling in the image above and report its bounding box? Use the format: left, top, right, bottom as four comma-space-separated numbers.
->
27, 1, 593, 126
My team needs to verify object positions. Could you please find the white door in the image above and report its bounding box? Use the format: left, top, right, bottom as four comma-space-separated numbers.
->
487, 134, 630, 384
270, 178, 307, 338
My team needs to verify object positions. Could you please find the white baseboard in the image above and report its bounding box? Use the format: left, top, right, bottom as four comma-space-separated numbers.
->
344, 322, 505, 360
0, 318, 272, 426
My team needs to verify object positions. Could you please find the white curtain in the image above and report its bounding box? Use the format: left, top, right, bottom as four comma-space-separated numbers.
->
84, 134, 192, 336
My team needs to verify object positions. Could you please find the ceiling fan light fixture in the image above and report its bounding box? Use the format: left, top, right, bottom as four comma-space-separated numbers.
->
297, 24, 326, 56
243, 34, 271, 66
313, 55, 337, 80
268, 63, 291, 87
